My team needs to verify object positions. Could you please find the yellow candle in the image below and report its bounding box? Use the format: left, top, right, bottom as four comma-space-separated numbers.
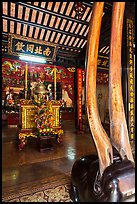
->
25, 63, 28, 99
54, 66, 57, 100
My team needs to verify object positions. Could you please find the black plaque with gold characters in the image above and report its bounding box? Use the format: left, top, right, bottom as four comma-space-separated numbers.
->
8, 34, 58, 62
126, 19, 135, 141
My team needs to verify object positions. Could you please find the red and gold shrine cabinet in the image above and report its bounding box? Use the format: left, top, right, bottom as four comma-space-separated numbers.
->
18, 99, 64, 150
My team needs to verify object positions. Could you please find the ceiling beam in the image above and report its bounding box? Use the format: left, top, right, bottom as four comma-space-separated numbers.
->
15, 2, 89, 26
2, 14, 87, 40
82, 2, 112, 12
82, 2, 93, 7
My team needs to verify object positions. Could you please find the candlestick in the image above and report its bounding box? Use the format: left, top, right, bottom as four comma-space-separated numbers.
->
50, 66, 57, 100
54, 66, 57, 100
25, 62, 28, 99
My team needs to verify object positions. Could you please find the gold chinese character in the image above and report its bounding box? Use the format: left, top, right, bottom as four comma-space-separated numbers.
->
130, 133, 134, 139
43, 47, 51, 56
130, 127, 134, 133
15, 41, 25, 52
128, 41, 132, 47
129, 73, 133, 79
130, 103, 134, 109
130, 91, 134, 97
129, 78, 133, 85
130, 121, 134, 127
97, 59, 101, 65
128, 35, 132, 41
129, 59, 133, 65
130, 116, 134, 122
130, 110, 134, 116
130, 97, 134, 103
129, 65, 133, 71
129, 53, 133, 59
102, 60, 108, 67
129, 85, 133, 91
26, 44, 34, 53
128, 24, 132, 29
34, 46, 42, 54
128, 29, 132, 35
129, 47, 133, 53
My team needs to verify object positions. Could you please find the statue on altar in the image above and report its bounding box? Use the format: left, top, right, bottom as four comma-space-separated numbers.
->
47, 83, 54, 100
4, 88, 16, 112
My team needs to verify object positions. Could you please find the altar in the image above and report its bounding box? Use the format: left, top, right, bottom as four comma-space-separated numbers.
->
18, 99, 63, 150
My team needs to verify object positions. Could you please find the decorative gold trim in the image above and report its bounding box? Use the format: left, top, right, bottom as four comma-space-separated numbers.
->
18, 99, 64, 146
19, 132, 37, 144
20, 99, 33, 105
18, 129, 64, 144
67, 67, 76, 72
98, 55, 109, 59
21, 107, 25, 129
20, 99, 62, 106
53, 129, 64, 143
97, 67, 109, 70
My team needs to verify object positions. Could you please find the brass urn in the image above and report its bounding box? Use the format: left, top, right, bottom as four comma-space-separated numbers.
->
34, 82, 47, 94
33, 82, 47, 104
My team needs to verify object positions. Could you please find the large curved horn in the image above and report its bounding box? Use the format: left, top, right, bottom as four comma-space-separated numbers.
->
86, 2, 113, 175
109, 2, 134, 162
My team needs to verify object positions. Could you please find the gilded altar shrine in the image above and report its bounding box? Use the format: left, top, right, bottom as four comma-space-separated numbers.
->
18, 99, 64, 150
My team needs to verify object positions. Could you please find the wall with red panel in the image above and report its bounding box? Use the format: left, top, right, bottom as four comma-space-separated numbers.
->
2, 58, 74, 107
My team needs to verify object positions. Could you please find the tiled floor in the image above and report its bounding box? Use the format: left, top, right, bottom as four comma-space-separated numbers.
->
2, 120, 97, 196
2, 119, 135, 200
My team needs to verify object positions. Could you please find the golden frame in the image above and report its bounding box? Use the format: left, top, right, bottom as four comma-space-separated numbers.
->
8, 33, 58, 62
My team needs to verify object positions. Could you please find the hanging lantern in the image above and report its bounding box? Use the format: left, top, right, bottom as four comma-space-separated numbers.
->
74, 2, 86, 20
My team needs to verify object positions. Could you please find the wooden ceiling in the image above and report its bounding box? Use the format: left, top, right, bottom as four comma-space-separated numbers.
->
2, 2, 135, 65
2, 2, 112, 56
